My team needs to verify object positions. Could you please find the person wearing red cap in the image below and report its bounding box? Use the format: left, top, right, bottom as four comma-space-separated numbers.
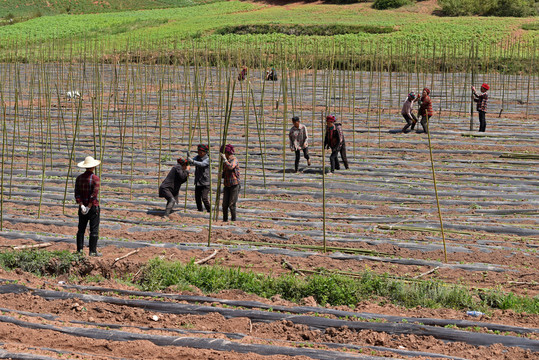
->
159, 158, 190, 217
324, 115, 348, 174
220, 144, 240, 222
238, 66, 247, 81
418, 88, 433, 134
471, 83, 489, 132
188, 144, 211, 213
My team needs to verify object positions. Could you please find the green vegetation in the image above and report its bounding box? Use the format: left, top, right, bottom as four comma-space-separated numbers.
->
0, 1, 536, 66
0, 250, 537, 313
373, 0, 413, 10
137, 258, 539, 314
439, 0, 538, 17
215, 24, 396, 36
0, 0, 219, 18
0, 249, 83, 276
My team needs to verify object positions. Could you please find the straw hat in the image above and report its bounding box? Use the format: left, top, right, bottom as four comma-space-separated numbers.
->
77, 156, 101, 168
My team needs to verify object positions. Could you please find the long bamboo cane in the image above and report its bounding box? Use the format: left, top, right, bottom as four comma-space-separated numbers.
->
213, 78, 235, 221
425, 113, 448, 263
1, 102, 6, 230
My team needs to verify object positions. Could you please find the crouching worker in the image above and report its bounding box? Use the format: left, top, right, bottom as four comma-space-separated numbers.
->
266, 67, 278, 81
188, 144, 211, 213
289, 116, 311, 172
401, 92, 419, 133
75, 156, 101, 256
220, 144, 240, 222
159, 158, 189, 217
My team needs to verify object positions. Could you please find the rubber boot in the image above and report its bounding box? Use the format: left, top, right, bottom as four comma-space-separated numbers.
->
222, 209, 228, 222
89, 235, 101, 257
76, 233, 84, 253
230, 208, 237, 222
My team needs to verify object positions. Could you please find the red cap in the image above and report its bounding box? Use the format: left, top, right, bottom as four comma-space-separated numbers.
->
481, 83, 489, 90
326, 115, 336, 123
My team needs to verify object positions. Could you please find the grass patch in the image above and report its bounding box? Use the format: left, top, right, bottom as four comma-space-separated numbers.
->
522, 22, 539, 31
214, 24, 395, 36
0, 249, 83, 276
137, 258, 539, 314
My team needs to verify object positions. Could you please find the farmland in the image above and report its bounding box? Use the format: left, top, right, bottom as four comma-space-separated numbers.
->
0, 1, 538, 359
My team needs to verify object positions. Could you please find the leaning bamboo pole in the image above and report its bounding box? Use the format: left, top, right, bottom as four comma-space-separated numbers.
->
425, 113, 448, 263
213, 78, 235, 221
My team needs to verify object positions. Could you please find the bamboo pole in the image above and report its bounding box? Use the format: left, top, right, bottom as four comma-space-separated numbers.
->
425, 113, 448, 263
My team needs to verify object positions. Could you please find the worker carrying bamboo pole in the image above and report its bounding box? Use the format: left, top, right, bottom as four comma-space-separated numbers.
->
324, 115, 349, 174
289, 116, 311, 173
417, 88, 433, 134
471, 83, 489, 132
401, 91, 419, 133
74, 156, 101, 256
159, 158, 190, 217
187, 144, 211, 213
220, 144, 240, 222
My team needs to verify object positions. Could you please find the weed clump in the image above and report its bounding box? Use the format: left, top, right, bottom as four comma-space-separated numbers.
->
0, 249, 83, 276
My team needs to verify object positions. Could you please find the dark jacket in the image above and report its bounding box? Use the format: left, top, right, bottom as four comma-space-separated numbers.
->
192, 154, 210, 187
159, 164, 189, 197
324, 123, 345, 151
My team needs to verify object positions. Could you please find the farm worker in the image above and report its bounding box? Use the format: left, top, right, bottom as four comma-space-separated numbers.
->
289, 116, 311, 173
418, 88, 433, 134
159, 158, 190, 217
266, 67, 278, 81
74, 156, 101, 256
401, 91, 419, 133
324, 115, 349, 174
220, 144, 240, 222
187, 144, 211, 213
471, 83, 489, 132
238, 66, 247, 81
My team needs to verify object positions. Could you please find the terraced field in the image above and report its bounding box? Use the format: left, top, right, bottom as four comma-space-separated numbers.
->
0, 63, 537, 359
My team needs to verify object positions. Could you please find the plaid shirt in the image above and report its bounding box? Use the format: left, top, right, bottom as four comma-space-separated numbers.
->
289, 123, 309, 151
222, 156, 240, 187
473, 89, 488, 112
75, 170, 100, 206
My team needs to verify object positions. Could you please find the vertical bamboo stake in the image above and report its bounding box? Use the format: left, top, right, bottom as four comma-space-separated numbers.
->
0, 102, 5, 230
205, 100, 213, 246
321, 112, 326, 253
469, 40, 475, 131
157, 80, 163, 189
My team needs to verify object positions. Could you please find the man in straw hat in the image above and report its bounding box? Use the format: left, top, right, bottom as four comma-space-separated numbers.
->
75, 156, 101, 256
159, 157, 190, 217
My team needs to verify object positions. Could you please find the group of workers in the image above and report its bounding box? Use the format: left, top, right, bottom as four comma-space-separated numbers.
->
401, 84, 489, 134
73, 80, 490, 255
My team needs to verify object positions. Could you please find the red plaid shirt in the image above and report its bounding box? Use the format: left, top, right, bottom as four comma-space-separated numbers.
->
75, 170, 100, 206
222, 156, 240, 187
473, 89, 488, 112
